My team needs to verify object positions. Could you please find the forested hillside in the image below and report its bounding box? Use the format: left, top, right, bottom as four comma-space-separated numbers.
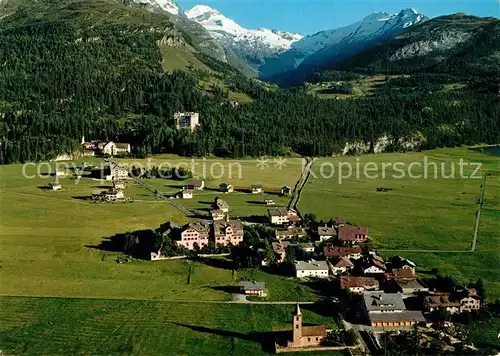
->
335, 14, 500, 77
0, 0, 499, 164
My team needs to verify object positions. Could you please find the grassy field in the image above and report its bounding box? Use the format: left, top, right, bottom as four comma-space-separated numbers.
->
0, 297, 340, 355
114, 155, 304, 217
307, 74, 404, 100
299, 147, 500, 298
0, 157, 312, 301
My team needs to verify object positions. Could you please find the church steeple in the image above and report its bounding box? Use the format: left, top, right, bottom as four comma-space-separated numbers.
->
292, 303, 303, 344
294, 303, 302, 316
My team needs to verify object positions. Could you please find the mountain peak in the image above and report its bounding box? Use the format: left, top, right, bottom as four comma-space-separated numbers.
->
133, 0, 181, 15
362, 11, 391, 21
186, 5, 220, 18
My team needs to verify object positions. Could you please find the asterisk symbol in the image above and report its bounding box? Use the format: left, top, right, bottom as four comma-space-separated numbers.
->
273, 157, 288, 170
256, 157, 270, 170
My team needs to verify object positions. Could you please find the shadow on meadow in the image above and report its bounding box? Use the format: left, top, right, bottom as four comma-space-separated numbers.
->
85, 229, 157, 258
197, 257, 235, 270
210, 285, 240, 294
246, 200, 267, 205
168, 322, 277, 353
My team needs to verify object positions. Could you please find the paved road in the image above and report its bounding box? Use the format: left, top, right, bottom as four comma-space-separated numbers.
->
288, 157, 314, 216
230, 293, 318, 305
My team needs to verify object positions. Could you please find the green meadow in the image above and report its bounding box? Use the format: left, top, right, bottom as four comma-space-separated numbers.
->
0, 147, 498, 354
299, 147, 500, 298
0, 297, 340, 355
0, 157, 310, 300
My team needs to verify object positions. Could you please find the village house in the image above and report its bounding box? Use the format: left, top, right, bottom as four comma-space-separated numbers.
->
300, 243, 315, 255
212, 219, 244, 246
100, 141, 131, 156
176, 221, 210, 250
239, 281, 267, 297
280, 186, 292, 196
338, 226, 369, 244
219, 183, 234, 193
268, 208, 300, 226
180, 189, 193, 199
174, 112, 200, 131
363, 254, 387, 275
48, 182, 62, 191
390, 256, 416, 273
105, 163, 129, 181
210, 209, 226, 221
251, 184, 263, 194
423, 287, 481, 314
92, 188, 125, 202
362, 291, 426, 327
324, 246, 363, 260
294, 260, 329, 279
330, 257, 354, 275
272, 241, 290, 263
394, 278, 429, 295
213, 198, 229, 213
113, 180, 126, 190
318, 225, 337, 242
334, 217, 346, 228
275, 226, 307, 240
340, 276, 380, 294
285, 304, 327, 349
83, 149, 95, 157
392, 267, 416, 279
183, 179, 204, 190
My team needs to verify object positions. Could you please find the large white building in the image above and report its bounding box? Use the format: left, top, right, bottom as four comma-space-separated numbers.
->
174, 112, 200, 131
294, 260, 329, 279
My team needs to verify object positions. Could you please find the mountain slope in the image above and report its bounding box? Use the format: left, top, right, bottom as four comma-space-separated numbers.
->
261, 8, 428, 84
131, 0, 181, 15
186, 5, 303, 74
129, 0, 229, 64
336, 14, 500, 77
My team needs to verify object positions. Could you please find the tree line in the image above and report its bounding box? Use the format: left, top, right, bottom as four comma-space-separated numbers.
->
1, 9, 499, 164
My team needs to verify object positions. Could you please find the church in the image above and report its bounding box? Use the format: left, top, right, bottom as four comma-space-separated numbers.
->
286, 304, 327, 348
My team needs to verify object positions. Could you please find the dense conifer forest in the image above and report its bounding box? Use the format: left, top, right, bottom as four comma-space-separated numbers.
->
0, 0, 499, 164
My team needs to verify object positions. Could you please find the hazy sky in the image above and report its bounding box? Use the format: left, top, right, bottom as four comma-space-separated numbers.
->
177, 0, 499, 34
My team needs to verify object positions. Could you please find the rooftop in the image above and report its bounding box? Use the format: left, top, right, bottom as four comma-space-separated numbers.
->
302, 325, 327, 337
324, 246, 362, 258
393, 268, 415, 279
363, 291, 406, 312
369, 311, 426, 323
340, 276, 379, 289
338, 225, 368, 241
318, 226, 337, 236
295, 260, 328, 271
333, 257, 354, 268
268, 207, 289, 217
239, 281, 265, 290
396, 278, 428, 291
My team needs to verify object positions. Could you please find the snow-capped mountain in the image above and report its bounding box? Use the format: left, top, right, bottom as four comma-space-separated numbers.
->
293, 9, 425, 62
132, 0, 181, 15
186, 5, 303, 73
260, 8, 428, 82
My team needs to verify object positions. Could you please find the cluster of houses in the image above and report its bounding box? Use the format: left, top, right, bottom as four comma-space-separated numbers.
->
261, 215, 482, 329
151, 217, 244, 260
90, 163, 129, 202
81, 138, 131, 157
177, 179, 292, 202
